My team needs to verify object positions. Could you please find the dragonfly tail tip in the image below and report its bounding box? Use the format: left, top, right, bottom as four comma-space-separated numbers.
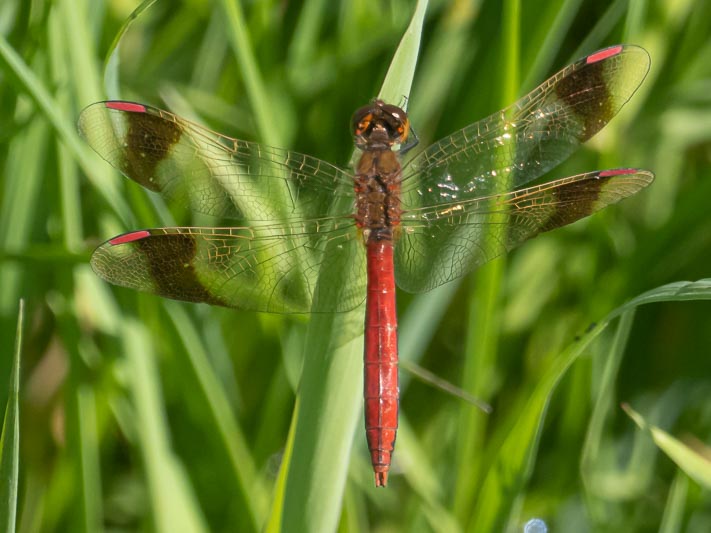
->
374, 471, 388, 487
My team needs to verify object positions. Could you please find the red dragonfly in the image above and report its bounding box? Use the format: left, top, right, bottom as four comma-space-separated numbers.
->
80, 44, 652, 487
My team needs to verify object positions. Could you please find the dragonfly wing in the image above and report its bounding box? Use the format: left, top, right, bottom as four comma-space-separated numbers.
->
395, 169, 653, 292
91, 218, 365, 313
400, 45, 650, 207
78, 101, 354, 221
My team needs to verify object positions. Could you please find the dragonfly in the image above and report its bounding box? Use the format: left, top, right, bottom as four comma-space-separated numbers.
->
80, 44, 652, 487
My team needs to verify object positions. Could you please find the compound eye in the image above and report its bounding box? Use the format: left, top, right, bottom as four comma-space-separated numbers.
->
395, 119, 410, 143
380, 103, 404, 119
377, 104, 408, 138
352, 105, 376, 135
354, 114, 373, 136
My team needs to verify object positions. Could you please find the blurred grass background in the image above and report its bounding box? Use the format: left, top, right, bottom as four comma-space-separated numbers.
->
1, 0, 711, 531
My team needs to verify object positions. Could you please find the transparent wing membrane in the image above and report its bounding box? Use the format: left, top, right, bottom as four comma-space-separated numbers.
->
91, 219, 365, 313
400, 45, 650, 209
78, 101, 354, 222
82, 45, 652, 310
395, 169, 653, 292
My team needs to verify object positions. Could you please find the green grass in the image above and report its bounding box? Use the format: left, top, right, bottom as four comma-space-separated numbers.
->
2, 0, 711, 531
0, 300, 21, 533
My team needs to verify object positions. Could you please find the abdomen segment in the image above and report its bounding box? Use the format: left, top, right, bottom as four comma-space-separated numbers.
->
364, 238, 399, 487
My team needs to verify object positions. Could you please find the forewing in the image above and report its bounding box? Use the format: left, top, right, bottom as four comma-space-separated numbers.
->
400, 45, 650, 208
78, 101, 354, 221
91, 218, 365, 313
395, 169, 653, 292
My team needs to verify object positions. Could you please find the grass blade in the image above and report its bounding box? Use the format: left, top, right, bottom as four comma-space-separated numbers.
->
468, 277, 711, 529
455, 0, 520, 518
103, 0, 159, 98
0, 300, 22, 533
217, 0, 280, 147
659, 471, 688, 533
607, 279, 711, 316
622, 404, 711, 489
0, 35, 132, 224
278, 1, 428, 530
581, 309, 636, 475
377, 0, 429, 106
469, 321, 608, 531
123, 318, 209, 533
281, 327, 363, 532
164, 302, 267, 530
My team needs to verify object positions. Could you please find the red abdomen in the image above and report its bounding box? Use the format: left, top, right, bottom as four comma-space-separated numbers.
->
364, 238, 399, 487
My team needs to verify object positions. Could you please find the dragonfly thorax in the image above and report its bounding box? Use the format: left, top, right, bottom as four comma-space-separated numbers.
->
352, 100, 409, 151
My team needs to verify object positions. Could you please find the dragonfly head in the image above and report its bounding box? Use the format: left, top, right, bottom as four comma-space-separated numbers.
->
352, 100, 409, 150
